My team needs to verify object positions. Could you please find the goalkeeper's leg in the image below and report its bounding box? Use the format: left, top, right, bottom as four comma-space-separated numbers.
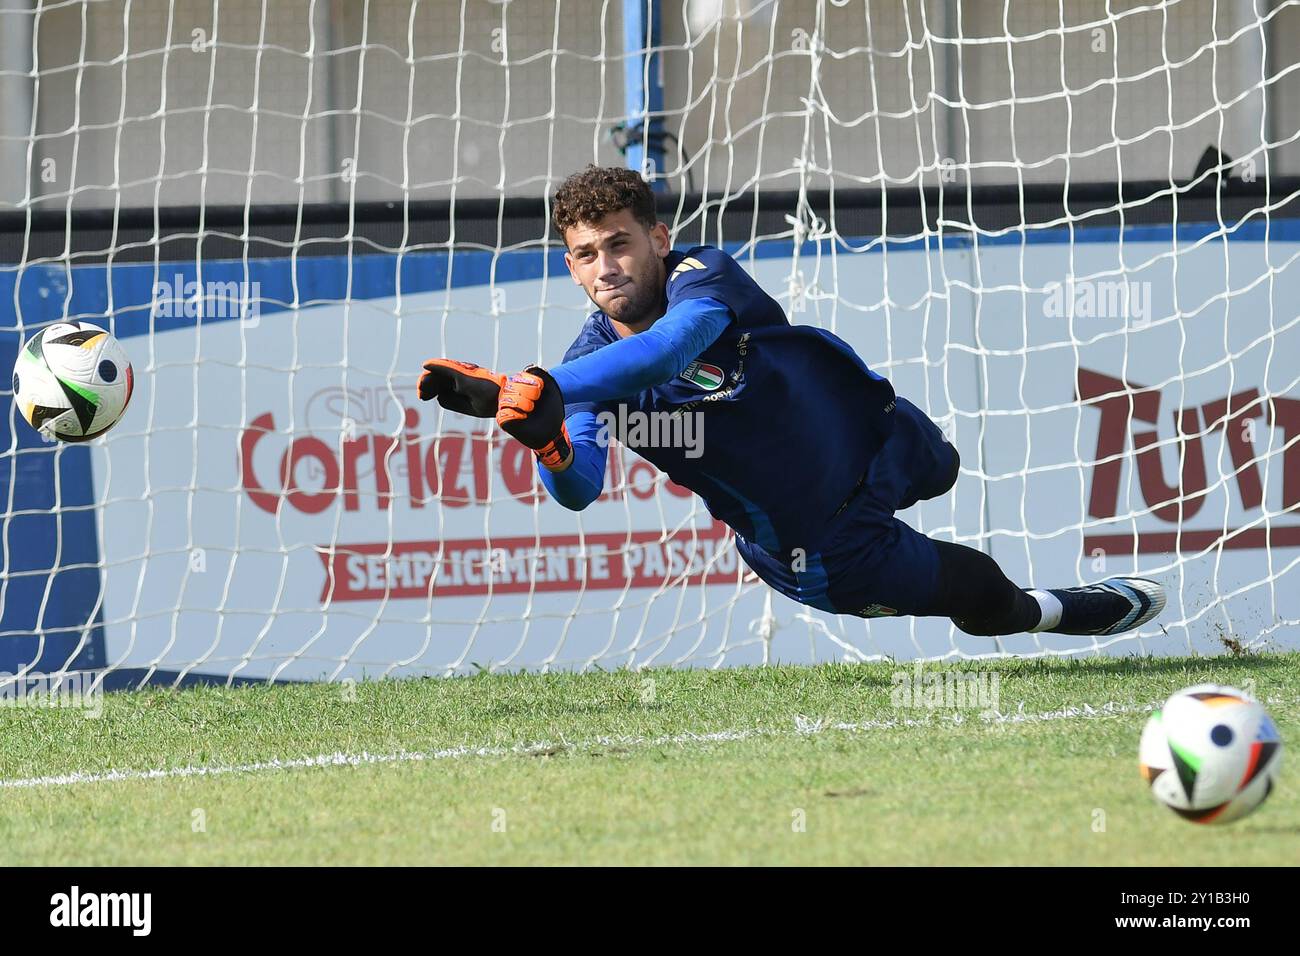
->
899, 399, 1165, 635
734, 397, 1165, 636
927, 539, 1164, 637
738, 513, 1164, 636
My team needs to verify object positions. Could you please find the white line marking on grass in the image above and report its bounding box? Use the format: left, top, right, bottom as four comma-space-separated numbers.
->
0, 699, 1160, 791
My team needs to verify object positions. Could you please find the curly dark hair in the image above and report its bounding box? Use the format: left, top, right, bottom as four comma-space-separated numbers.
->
551, 165, 657, 242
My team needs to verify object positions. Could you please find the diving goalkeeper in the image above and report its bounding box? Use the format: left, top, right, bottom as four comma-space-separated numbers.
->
418, 165, 1164, 638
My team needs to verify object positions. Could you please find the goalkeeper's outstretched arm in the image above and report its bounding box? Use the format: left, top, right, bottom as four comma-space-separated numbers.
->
547, 296, 731, 404
498, 296, 732, 510
419, 296, 731, 509
537, 410, 605, 510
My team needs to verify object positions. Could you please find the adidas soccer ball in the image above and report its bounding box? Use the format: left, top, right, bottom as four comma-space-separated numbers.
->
1139, 684, 1282, 825
12, 322, 134, 442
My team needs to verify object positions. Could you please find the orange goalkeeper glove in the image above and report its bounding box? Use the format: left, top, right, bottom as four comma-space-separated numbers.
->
417, 359, 506, 417
496, 366, 573, 471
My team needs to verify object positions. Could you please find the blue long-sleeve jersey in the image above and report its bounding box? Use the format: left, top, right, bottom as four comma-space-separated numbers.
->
539, 245, 898, 557
539, 295, 731, 510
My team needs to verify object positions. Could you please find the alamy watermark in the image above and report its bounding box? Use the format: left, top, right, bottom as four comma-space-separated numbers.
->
0, 670, 102, 718
1042, 277, 1152, 327
595, 406, 704, 459
890, 662, 1000, 714
50, 886, 151, 936
151, 273, 262, 325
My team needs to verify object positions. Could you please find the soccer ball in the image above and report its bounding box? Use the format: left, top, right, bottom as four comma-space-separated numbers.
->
12, 322, 134, 442
1139, 683, 1282, 825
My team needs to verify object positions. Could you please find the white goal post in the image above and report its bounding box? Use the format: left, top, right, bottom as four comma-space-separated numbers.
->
2, 0, 1299, 685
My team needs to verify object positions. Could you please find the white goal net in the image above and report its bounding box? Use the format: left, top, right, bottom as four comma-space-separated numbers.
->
2, 0, 1299, 684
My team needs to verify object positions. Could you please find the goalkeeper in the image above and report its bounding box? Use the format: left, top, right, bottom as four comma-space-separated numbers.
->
419, 165, 1164, 637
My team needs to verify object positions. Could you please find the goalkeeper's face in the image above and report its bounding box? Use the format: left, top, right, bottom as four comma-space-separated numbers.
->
564, 209, 671, 330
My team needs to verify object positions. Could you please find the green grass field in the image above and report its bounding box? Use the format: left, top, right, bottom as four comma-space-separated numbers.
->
1, 654, 1296, 865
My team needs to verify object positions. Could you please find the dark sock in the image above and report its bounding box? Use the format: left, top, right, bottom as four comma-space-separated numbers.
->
930, 540, 1042, 637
